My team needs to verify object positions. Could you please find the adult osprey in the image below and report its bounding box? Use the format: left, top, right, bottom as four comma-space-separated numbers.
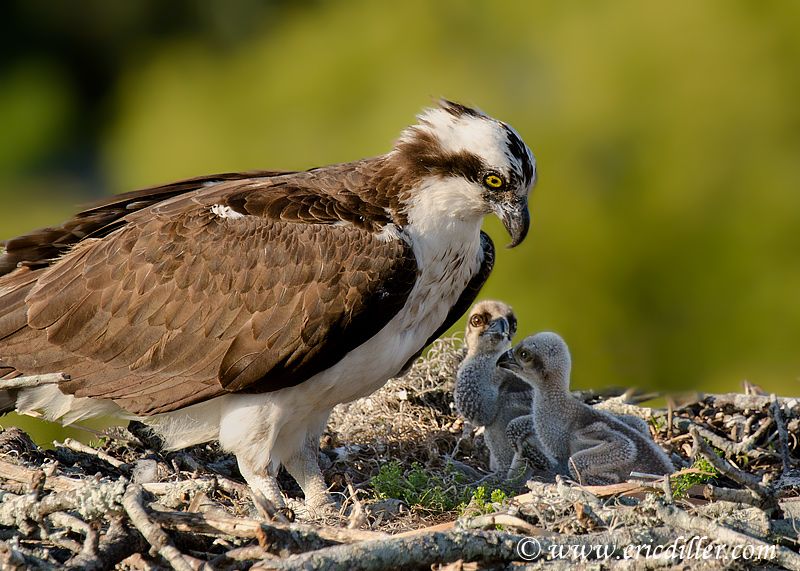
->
0, 100, 536, 511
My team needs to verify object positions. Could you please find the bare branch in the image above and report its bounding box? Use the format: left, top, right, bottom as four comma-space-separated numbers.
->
653, 501, 800, 571
55, 438, 125, 469
122, 484, 194, 571
0, 373, 68, 389
689, 427, 771, 498
771, 394, 793, 474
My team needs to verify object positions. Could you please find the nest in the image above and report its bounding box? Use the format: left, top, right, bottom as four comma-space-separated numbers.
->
0, 339, 798, 569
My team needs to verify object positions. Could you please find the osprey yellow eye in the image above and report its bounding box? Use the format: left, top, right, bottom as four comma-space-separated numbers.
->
483, 173, 505, 189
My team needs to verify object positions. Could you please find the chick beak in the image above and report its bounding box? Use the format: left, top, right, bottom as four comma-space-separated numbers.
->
496, 349, 519, 372
486, 317, 509, 339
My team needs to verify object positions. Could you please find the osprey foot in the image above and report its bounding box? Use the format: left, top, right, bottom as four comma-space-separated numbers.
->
287, 494, 339, 520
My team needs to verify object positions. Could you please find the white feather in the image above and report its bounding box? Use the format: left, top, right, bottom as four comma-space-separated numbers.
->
210, 204, 245, 220
15, 385, 131, 425
411, 107, 515, 176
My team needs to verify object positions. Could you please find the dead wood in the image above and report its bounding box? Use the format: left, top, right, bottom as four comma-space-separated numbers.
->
0, 343, 797, 569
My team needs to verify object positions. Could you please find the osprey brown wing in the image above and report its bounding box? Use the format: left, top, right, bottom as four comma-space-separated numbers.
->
0, 174, 418, 415
0, 170, 293, 276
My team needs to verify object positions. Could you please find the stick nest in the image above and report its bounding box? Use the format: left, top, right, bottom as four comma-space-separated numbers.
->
1, 337, 799, 569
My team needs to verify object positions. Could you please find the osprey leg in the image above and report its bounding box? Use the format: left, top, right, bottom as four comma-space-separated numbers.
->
236, 458, 286, 509
283, 414, 334, 515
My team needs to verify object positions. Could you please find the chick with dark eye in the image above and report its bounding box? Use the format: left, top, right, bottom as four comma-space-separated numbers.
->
454, 300, 540, 477
498, 332, 674, 485
469, 313, 487, 328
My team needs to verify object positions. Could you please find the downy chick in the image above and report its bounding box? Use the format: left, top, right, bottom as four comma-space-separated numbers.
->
498, 332, 673, 485
454, 300, 534, 474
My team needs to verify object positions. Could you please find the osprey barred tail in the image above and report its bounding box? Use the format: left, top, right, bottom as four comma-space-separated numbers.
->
0, 100, 536, 512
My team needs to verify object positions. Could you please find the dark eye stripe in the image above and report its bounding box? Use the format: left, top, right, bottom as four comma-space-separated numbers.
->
507, 315, 518, 333
503, 125, 534, 187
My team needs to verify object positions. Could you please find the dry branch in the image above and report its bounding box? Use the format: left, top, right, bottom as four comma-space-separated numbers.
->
690, 427, 773, 502
122, 484, 194, 571
252, 529, 526, 570
653, 501, 800, 571
772, 395, 794, 474
0, 347, 797, 570
149, 507, 385, 547
0, 373, 68, 389
696, 393, 800, 412
55, 438, 125, 469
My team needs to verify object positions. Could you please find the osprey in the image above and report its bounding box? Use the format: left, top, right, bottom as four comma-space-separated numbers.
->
0, 100, 536, 511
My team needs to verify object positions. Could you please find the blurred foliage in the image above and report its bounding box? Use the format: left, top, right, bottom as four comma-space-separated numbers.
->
1, 1, 799, 442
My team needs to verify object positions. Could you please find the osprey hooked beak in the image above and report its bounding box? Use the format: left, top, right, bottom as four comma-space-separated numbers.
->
492, 195, 530, 248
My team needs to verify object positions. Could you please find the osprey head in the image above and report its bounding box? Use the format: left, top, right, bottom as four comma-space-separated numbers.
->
394, 100, 536, 247
497, 331, 572, 391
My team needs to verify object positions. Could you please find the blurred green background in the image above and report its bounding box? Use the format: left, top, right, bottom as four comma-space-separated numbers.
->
2, 1, 799, 442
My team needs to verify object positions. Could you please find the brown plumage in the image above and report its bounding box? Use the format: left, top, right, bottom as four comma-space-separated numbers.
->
0, 162, 422, 414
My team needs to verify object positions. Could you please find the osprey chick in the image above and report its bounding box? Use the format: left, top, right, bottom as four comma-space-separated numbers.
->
498, 332, 673, 485
0, 101, 536, 511
454, 300, 533, 475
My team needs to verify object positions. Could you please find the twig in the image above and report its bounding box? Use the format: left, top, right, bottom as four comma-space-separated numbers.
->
55, 438, 125, 469
250, 488, 291, 524
741, 416, 777, 450
345, 476, 367, 529
701, 393, 800, 411
145, 479, 215, 510
210, 474, 249, 499
689, 427, 769, 496
653, 501, 800, 571
122, 483, 194, 571
771, 394, 793, 474
0, 372, 68, 389
0, 540, 55, 569
256, 525, 682, 570
680, 417, 774, 457
70, 515, 146, 571
661, 473, 673, 504
0, 477, 127, 527
47, 511, 107, 569
0, 459, 82, 493
667, 397, 674, 439
251, 529, 527, 570
210, 545, 277, 566
702, 484, 765, 507
149, 507, 386, 547
592, 397, 658, 420
0, 459, 221, 500
0, 541, 27, 570
458, 513, 542, 535
28, 469, 45, 500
